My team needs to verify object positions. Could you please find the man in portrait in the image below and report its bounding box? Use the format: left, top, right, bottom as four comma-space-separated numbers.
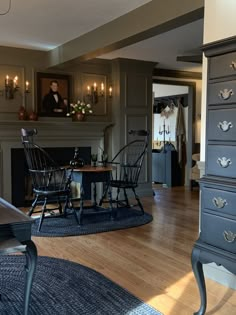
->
42, 80, 67, 115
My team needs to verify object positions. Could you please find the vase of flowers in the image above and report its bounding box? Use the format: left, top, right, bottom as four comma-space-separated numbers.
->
66, 100, 93, 121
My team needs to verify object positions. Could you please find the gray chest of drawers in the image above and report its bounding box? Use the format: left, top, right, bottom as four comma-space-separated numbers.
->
192, 37, 236, 315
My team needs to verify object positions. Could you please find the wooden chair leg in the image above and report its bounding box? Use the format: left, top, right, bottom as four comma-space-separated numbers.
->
27, 195, 39, 216
123, 188, 130, 208
99, 184, 109, 206
57, 198, 62, 214
38, 198, 47, 232
132, 187, 144, 214
116, 188, 120, 208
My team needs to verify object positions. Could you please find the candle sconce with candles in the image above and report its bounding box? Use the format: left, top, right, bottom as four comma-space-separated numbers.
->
2, 75, 30, 100
5, 75, 19, 99
159, 120, 170, 152
86, 81, 112, 105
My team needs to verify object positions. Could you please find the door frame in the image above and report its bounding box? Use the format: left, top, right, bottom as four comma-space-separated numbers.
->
152, 78, 196, 186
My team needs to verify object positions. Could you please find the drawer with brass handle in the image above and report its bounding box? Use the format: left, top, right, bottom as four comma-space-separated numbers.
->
209, 51, 236, 79
202, 186, 236, 216
201, 212, 236, 254
207, 145, 236, 177
212, 197, 227, 208
208, 108, 236, 141
208, 80, 236, 105
223, 230, 236, 243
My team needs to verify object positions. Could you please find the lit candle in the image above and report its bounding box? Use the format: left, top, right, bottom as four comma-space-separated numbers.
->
109, 86, 112, 97
13, 76, 18, 88
87, 85, 91, 95
25, 81, 29, 92
93, 82, 97, 91
5, 75, 9, 86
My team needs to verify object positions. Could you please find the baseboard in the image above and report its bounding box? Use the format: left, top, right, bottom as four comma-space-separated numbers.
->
203, 263, 236, 290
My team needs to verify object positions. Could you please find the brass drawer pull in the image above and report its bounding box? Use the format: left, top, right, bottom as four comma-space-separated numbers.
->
217, 157, 232, 168
218, 89, 234, 100
217, 121, 233, 132
212, 197, 227, 208
223, 230, 236, 243
230, 61, 236, 70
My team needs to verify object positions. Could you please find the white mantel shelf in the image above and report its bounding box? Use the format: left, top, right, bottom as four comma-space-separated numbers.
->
0, 119, 114, 202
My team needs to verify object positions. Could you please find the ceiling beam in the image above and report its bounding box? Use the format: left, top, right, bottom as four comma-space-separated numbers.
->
176, 55, 202, 64
153, 68, 202, 80
47, 0, 204, 68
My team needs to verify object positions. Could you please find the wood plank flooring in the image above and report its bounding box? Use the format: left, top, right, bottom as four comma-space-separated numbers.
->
30, 186, 236, 315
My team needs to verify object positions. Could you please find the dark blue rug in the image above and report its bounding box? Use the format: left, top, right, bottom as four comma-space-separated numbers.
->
0, 255, 162, 315
32, 207, 153, 237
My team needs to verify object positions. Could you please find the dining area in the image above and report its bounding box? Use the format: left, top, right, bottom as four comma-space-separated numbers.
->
19, 127, 149, 235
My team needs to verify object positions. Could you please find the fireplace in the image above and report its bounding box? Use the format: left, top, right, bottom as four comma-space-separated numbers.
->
11, 146, 91, 206
0, 120, 111, 205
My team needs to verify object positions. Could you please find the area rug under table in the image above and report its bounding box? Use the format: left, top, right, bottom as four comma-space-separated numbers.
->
32, 207, 153, 237
0, 255, 162, 315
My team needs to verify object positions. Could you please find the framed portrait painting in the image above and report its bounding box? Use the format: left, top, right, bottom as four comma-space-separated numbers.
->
36, 72, 71, 117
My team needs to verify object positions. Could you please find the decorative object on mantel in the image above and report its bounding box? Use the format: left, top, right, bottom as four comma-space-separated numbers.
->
28, 111, 38, 121
18, 106, 27, 120
72, 112, 86, 121
66, 100, 93, 122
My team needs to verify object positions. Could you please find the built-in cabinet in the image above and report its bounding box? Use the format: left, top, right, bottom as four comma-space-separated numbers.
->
152, 146, 181, 187
191, 37, 236, 315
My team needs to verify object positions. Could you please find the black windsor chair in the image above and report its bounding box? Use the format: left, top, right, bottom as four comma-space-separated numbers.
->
21, 128, 79, 231
99, 130, 149, 214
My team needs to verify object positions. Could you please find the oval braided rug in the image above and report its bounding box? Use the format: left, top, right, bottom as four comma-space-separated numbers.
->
32, 207, 153, 237
0, 255, 162, 315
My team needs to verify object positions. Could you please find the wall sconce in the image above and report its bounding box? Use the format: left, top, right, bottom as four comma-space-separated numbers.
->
2, 76, 30, 100
5, 75, 19, 99
86, 82, 112, 105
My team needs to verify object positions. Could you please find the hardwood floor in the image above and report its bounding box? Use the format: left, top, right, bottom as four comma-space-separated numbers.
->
30, 186, 236, 315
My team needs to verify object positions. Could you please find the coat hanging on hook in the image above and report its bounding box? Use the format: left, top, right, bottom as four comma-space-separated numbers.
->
160, 100, 175, 118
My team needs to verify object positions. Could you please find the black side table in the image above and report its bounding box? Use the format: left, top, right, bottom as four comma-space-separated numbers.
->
0, 198, 37, 315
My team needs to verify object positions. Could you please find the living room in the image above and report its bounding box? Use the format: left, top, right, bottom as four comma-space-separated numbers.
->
0, 1, 235, 315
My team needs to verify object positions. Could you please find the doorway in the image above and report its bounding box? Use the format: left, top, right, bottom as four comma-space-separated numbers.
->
152, 79, 196, 187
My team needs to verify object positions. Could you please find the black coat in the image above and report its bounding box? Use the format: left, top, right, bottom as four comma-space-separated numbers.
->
42, 90, 65, 114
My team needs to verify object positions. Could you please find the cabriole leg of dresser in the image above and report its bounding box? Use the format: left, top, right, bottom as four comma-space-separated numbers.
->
191, 246, 207, 315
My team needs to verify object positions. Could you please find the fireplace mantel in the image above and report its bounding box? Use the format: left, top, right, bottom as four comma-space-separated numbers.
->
0, 120, 112, 141
0, 120, 113, 202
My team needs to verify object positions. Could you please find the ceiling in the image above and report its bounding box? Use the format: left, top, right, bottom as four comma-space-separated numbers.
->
0, 0, 151, 50
100, 19, 204, 72
0, 0, 203, 72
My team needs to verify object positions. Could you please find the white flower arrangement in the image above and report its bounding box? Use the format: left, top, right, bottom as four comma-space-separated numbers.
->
66, 100, 93, 117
